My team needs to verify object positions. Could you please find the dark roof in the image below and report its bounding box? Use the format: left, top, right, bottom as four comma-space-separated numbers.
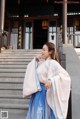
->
5, 0, 80, 16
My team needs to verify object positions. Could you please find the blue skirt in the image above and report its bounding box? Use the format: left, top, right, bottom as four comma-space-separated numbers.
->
26, 84, 56, 119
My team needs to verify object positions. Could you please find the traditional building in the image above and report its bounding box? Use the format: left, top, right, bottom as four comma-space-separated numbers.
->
0, 1, 80, 119
0, 0, 80, 49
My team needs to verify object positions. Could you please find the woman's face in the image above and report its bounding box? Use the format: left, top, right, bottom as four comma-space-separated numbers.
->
41, 44, 51, 60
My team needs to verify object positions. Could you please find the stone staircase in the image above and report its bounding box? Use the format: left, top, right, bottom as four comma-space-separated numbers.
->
74, 48, 80, 60
0, 49, 41, 119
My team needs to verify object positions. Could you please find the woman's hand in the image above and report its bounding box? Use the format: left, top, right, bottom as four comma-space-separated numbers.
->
36, 54, 42, 62
45, 80, 52, 89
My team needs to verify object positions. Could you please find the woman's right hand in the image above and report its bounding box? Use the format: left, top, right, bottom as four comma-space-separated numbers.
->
36, 54, 42, 62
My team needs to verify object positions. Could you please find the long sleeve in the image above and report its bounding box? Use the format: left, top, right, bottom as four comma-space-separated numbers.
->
23, 58, 41, 98
46, 60, 71, 119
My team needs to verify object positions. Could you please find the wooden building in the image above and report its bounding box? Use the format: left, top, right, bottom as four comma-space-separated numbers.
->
0, 0, 80, 49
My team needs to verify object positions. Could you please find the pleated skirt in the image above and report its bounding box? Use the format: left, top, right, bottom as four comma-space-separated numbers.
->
26, 84, 56, 119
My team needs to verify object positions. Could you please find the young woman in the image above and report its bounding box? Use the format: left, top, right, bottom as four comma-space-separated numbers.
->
23, 42, 71, 119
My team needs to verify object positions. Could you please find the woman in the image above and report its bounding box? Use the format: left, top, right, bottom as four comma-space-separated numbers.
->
23, 42, 71, 119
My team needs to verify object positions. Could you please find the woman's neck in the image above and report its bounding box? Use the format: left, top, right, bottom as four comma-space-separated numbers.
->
45, 56, 51, 61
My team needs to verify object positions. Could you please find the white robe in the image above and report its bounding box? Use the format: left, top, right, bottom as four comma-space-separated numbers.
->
23, 58, 71, 119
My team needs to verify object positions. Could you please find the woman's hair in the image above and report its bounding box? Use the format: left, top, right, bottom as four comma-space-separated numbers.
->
45, 42, 59, 62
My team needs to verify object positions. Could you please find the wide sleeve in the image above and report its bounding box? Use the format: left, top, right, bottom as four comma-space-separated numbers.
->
23, 58, 41, 98
46, 60, 71, 119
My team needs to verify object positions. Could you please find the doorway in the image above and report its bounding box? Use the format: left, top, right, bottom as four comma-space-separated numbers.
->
33, 20, 48, 49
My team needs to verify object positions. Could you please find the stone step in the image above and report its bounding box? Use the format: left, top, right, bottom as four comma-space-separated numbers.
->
0, 78, 23, 83
1, 52, 40, 54
0, 90, 31, 99
0, 58, 33, 62
0, 54, 38, 57
0, 56, 36, 58
0, 72, 25, 78
0, 65, 27, 68
0, 108, 27, 114
0, 109, 27, 119
2, 49, 41, 51
0, 90, 23, 98
0, 98, 30, 105
74, 48, 80, 60
1, 49, 41, 52
76, 52, 80, 55
1, 50, 39, 52
0, 69, 26, 73
0, 53, 37, 56
0, 83, 23, 90
0, 103, 29, 109
1, 51, 41, 54
0, 62, 28, 65
0, 52, 38, 55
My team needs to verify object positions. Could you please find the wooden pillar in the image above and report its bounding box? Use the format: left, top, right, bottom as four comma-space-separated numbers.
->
1, 0, 6, 33
63, 0, 68, 44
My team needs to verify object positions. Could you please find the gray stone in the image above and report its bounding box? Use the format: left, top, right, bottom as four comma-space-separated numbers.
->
63, 44, 80, 119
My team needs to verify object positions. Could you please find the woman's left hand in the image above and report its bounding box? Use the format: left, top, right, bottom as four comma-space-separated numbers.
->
45, 80, 52, 89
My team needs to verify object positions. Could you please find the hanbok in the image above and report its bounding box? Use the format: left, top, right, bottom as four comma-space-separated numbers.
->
23, 58, 71, 119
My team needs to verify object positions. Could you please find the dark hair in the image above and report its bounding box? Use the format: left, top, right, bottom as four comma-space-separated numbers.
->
45, 42, 59, 62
